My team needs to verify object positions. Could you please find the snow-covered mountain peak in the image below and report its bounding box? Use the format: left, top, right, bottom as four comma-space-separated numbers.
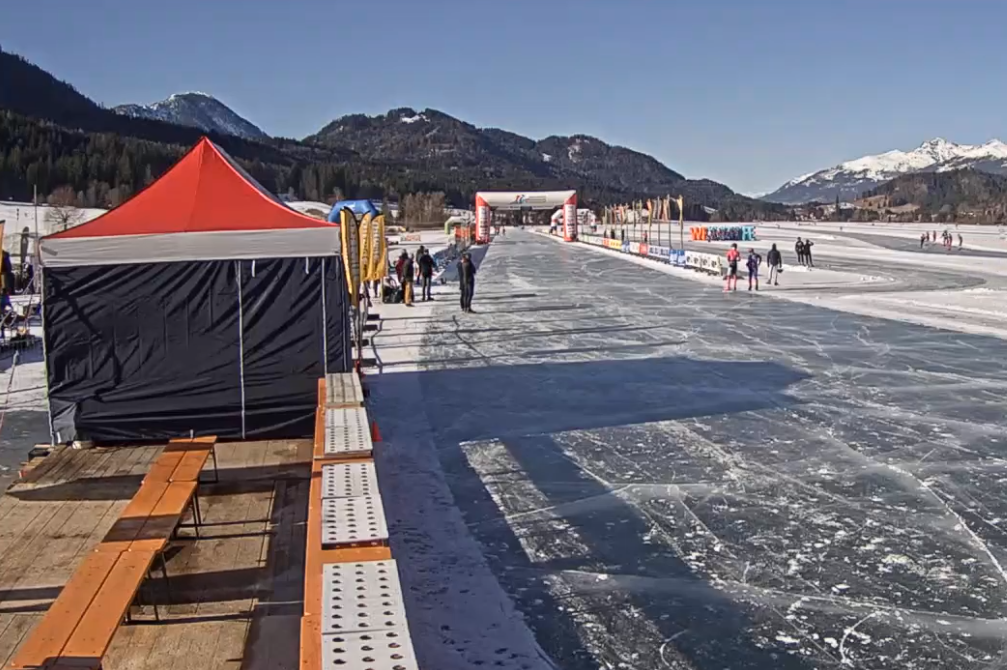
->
113, 92, 268, 141
765, 136, 1007, 204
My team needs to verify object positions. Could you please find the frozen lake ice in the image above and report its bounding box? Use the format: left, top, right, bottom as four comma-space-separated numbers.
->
367, 229, 1007, 669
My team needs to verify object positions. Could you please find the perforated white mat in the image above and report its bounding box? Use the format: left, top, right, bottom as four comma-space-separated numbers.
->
322, 560, 405, 633
321, 461, 379, 499
321, 407, 373, 458
320, 495, 388, 546
324, 372, 364, 407
321, 629, 418, 670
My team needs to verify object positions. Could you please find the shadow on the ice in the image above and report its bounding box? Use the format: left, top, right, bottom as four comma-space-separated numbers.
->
377, 356, 811, 669
404, 356, 808, 441
379, 324, 676, 353
470, 292, 539, 301
0, 343, 43, 373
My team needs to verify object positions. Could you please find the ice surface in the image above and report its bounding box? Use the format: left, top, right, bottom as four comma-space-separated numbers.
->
579, 220, 1007, 341
365, 230, 1007, 669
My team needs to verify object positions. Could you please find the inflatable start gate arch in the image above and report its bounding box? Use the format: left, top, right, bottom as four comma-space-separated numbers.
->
474, 190, 577, 243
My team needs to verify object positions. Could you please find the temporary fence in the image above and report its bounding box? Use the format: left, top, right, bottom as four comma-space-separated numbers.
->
579, 233, 725, 277
690, 225, 757, 242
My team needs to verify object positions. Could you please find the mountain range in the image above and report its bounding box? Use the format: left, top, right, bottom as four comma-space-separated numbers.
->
113, 93, 268, 141
764, 138, 1007, 204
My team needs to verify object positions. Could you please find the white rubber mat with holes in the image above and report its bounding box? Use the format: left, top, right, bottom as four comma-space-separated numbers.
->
320, 495, 388, 546
325, 372, 364, 407
321, 461, 379, 499
323, 560, 403, 603
322, 560, 406, 634
322, 407, 372, 457
321, 629, 418, 670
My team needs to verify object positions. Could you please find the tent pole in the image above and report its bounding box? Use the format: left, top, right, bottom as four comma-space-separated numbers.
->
236, 261, 247, 439
321, 258, 329, 376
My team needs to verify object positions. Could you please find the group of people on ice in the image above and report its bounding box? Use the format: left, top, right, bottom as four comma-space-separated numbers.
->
920, 229, 963, 250
393, 245, 477, 311
723, 243, 783, 292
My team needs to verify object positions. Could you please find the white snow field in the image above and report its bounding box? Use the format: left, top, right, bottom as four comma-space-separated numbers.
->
363, 229, 1007, 669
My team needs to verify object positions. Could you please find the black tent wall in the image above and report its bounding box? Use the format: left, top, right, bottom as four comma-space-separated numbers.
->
44, 255, 350, 443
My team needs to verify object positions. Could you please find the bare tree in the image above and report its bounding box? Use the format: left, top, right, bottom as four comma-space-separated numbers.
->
46, 185, 84, 232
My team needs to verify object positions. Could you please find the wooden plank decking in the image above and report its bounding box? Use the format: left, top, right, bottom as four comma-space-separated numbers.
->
0, 438, 312, 670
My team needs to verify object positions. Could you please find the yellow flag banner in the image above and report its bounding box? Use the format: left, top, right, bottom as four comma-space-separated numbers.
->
358, 213, 373, 282
339, 208, 360, 308
370, 215, 388, 280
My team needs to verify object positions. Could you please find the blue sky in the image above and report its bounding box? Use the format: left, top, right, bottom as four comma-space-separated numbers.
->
3, 0, 1006, 195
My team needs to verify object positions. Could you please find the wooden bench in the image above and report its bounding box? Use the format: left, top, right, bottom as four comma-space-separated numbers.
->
6, 549, 158, 670
8, 454, 207, 670
145, 436, 218, 484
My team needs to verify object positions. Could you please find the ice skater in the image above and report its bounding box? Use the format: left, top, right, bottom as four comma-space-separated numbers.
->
958, 233, 963, 249
804, 239, 814, 267
459, 252, 477, 312
767, 243, 782, 285
724, 243, 740, 292
795, 238, 805, 266
746, 248, 762, 291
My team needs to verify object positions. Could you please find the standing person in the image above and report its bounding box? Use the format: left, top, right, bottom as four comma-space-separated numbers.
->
804, 239, 815, 267
418, 248, 435, 301
958, 233, 964, 249
795, 237, 806, 266
401, 253, 415, 307
459, 252, 477, 312
724, 243, 740, 292
746, 248, 762, 291
395, 250, 407, 283
920, 233, 926, 249
767, 243, 782, 286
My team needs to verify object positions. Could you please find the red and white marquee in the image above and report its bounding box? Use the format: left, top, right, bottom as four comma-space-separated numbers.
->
474, 190, 577, 243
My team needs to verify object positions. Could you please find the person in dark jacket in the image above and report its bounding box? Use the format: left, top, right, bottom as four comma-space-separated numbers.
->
795, 238, 805, 266
746, 248, 762, 291
417, 249, 435, 301
401, 254, 415, 306
804, 239, 814, 267
458, 253, 477, 312
767, 243, 782, 286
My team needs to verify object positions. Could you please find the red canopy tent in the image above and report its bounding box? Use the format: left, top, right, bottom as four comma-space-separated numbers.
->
43, 137, 338, 266
40, 137, 351, 444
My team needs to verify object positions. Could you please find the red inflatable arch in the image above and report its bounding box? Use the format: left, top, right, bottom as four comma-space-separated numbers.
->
474, 190, 577, 243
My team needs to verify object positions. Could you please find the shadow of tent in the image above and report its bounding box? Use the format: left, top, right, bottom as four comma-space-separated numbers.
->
385, 356, 808, 444
370, 356, 814, 669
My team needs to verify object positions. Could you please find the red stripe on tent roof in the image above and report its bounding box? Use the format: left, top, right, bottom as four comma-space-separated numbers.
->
48, 137, 334, 238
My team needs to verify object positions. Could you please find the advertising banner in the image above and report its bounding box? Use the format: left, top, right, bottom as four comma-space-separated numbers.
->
563, 201, 577, 241
339, 208, 361, 308
648, 245, 671, 261
621, 241, 631, 253
637, 243, 649, 256
358, 213, 373, 282
370, 214, 387, 280
476, 205, 490, 243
